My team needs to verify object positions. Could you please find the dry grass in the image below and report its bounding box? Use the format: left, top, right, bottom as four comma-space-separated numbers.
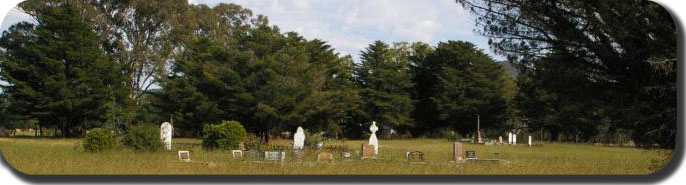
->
0, 137, 672, 175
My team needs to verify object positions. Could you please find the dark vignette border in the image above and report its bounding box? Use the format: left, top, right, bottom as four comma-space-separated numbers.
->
0, 0, 684, 183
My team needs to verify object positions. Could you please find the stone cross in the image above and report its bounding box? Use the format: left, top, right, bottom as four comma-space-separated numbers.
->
293, 126, 305, 150
160, 122, 173, 151
369, 121, 379, 155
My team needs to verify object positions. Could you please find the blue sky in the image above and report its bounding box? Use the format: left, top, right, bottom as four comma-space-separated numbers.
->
1, 0, 501, 61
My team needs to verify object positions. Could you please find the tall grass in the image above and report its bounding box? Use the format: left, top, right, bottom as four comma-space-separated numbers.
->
0, 138, 671, 175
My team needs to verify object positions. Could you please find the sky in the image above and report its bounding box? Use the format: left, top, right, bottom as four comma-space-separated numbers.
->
0, 0, 501, 62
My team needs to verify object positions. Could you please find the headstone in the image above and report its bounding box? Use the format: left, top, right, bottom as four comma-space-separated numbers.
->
528, 135, 532, 146
406, 151, 425, 162
244, 150, 260, 161
232, 150, 243, 159
293, 126, 305, 150
513, 134, 517, 145
453, 142, 463, 161
342, 152, 352, 161
369, 121, 379, 155
293, 150, 305, 163
466, 151, 476, 159
178, 151, 190, 162
317, 152, 334, 163
160, 122, 173, 151
265, 151, 286, 162
361, 144, 376, 159
499, 136, 503, 144
508, 132, 512, 144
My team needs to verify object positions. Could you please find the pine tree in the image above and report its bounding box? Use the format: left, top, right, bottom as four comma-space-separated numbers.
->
354, 41, 414, 133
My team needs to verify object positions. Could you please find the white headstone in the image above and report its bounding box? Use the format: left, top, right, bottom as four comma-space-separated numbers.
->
513, 134, 517, 145
369, 121, 379, 155
499, 136, 503, 144
160, 122, 173, 151
528, 135, 532, 146
508, 132, 512, 144
293, 126, 305, 150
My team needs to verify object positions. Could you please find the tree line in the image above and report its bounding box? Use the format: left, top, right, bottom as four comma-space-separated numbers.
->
0, 0, 675, 148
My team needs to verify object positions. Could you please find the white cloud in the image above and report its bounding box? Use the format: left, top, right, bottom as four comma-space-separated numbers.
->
0, 0, 499, 61
195, 0, 495, 60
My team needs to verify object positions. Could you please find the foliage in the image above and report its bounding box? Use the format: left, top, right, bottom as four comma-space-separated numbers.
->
304, 130, 327, 148
0, 3, 128, 137
354, 41, 415, 132
82, 128, 116, 152
121, 124, 162, 152
456, 0, 676, 148
201, 120, 248, 150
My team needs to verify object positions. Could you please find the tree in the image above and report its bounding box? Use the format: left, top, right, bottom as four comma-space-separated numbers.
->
354, 41, 415, 134
0, 3, 128, 137
410, 41, 513, 137
456, 0, 676, 148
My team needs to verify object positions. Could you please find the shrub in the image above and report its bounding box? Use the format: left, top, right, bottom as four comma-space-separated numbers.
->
82, 128, 116, 152
243, 134, 264, 150
202, 120, 247, 150
122, 124, 162, 152
304, 130, 326, 148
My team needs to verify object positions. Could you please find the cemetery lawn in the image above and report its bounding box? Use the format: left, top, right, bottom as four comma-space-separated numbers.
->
0, 137, 671, 175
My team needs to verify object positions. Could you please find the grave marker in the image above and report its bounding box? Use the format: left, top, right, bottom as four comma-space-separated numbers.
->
160, 122, 173, 151
406, 151, 425, 162
244, 150, 260, 161
499, 136, 503, 144
513, 134, 517, 145
178, 151, 190, 162
466, 151, 476, 159
453, 142, 464, 161
369, 121, 379, 155
317, 152, 334, 163
293, 127, 305, 150
232, 150, 243, 159
342, 152, 352, 161
528, 135, 532, 146
361, 144, 376, 159
264, 151, 286, 162
293, 150, 305, 162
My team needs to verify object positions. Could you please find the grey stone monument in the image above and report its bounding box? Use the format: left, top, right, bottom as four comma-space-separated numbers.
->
160, 122, 173, 151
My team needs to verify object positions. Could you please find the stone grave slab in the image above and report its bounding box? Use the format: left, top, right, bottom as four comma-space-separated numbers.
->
361, 144, 376, 159
405, 151, 425, 162
178, 151, 190, 162
317, 152, 334, 163
232, 150, 243, 159
264, 151, 286, 162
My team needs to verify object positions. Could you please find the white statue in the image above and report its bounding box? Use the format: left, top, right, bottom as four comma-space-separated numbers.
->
293, 126, 305, 150
160, 122, 173, 151
369, 121, 379, 155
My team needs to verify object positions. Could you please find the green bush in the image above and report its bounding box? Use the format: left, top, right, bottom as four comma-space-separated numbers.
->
82, 128, 116, 152
304, 130, 326, 148
202, 120, 247, 150
122, 124, 162, 152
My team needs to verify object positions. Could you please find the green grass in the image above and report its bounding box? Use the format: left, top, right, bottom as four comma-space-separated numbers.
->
0, 137, 672, 175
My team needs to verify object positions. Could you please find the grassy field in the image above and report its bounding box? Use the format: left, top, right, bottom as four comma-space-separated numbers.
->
0, 137, 672, 175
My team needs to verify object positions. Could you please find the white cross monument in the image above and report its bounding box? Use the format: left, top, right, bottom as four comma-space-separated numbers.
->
369, 121, 379, 155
